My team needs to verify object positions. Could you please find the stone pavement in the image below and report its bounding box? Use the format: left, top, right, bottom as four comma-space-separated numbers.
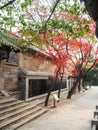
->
17, 86, 98, 130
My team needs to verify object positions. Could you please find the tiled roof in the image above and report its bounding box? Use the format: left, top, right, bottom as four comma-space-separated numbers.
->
19, 69, 54, 78
0, 29, 49, 57
0, 29, 18, 46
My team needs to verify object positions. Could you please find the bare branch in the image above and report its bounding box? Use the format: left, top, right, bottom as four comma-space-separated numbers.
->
44, 0, 61, 30
0, 0, 17, 9
47, 0, 60, 22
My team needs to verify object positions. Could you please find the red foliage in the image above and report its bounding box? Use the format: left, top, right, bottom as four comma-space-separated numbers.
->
92, 65, 96, 68
96, 59, 98, 63
67, 13, 78, 20
39, 33, 48, 41
51, 35, 66, 45
89, 23, 96, 34
45, 33, 96, 78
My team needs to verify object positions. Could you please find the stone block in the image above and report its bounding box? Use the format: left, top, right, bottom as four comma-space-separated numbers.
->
4, 78, 13, 84
0, 78, 4, 89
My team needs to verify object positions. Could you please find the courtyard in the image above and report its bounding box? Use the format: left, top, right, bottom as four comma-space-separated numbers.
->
17, 86, 98, 130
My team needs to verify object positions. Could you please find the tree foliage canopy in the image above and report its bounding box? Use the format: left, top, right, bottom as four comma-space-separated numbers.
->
1, 0, 98, 99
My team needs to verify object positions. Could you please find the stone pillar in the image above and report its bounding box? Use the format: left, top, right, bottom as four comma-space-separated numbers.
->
69, 78, 72, 90
0, 63, 4, 90
66, 78, 69, 89
25, 78, 29, 101
80, 79, 83, 87
0, 78, 4, 90
67, 78, 71, 91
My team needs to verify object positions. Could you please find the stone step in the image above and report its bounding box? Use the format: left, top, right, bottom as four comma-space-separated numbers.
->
0, 97, 17, 105
91, 119, 98, 130
0, 100, 23, 110
91, 125, 96, 130
96, 105, 98, 110
0, 95, 9, 100
4, 108, 48, 130
0, 96, 16, 103
94, 111, 98, 118
0, 102, 35, 116
0, 95, 4, 99
27, 99, 45, 107
0, 103, 37, 121
0, 106, 42, 129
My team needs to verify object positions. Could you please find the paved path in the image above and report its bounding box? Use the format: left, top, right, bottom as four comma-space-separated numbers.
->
17, 86, 98, 130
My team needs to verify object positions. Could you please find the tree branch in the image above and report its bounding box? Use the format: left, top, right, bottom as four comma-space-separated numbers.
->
0, 0, 16, 9
47, 0, 60, 22
44, 0, 61, 30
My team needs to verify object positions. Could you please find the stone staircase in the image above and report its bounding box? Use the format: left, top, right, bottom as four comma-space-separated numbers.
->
0, 96, 48, 130
91, 105, 98, 130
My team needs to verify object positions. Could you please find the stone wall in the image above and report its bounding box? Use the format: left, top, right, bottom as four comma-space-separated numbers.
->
0, 51, 55, 91
0, 62, 19, 91
0, 50, 55, 99
19, 51, 55, 73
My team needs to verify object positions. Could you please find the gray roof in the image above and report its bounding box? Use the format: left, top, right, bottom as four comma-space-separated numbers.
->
0, 29, 18, 46
0, 29, 49, 57
20, 69, 54, 77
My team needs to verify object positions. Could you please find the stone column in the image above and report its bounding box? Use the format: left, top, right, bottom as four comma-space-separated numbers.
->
0, 78, 4, 90
0, 64, 4, 90
66, 78, 69, 89
25, 78, 29, 101
69, 78, 71, 90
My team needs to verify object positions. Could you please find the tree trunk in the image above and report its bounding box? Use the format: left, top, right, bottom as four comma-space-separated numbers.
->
67, 77, 81, 99
45, 80, 53, 106
45, 91, 51, 106
58, 74, 63, 99
78, 80, 81, 93
45, 68, 60, 106
58, 68, 64, 99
